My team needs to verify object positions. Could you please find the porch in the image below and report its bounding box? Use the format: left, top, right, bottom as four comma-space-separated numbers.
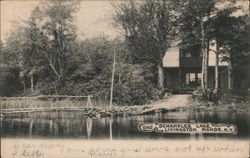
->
164, 67, 229, 92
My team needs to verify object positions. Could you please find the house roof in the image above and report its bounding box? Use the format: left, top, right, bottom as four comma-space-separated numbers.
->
163, 47, 179, 67
208, 44, 228, 66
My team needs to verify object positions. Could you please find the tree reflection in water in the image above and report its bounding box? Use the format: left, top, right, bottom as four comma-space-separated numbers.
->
29, 119, 34, 136
109, 117, 113, 140
49, 120, 53, 133
86, 117, 92, 139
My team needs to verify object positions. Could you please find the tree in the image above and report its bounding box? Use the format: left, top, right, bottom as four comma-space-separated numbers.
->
0, 40, 21, 96
6, 6, 48, 93
207, 1, 250, 97
208, 8, 236, 101
113, 0, 178, 89
0, 67, 21, 97
5, 0, 80, 94
179, 0, 216, 98
39, 0, 80, 84
212, 14, 250, 93
179, 0, 244, 100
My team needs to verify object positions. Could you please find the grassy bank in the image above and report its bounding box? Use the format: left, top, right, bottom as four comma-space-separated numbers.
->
0, 97, 147, 118
188, 92, 250, 112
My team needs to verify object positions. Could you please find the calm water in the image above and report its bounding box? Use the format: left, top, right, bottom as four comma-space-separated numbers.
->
1, 110, 249, 140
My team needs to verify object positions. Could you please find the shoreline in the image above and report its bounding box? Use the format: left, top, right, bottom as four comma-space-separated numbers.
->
1, 94, 249, 118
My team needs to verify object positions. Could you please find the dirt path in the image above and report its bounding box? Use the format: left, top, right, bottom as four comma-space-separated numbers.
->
141, 94, 191, 114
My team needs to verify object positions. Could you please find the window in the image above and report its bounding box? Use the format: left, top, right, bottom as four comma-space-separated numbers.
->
185, 73, 202, 87
189, 73, 196, 81
197, 73, 202, 84
185, 52, 191, 57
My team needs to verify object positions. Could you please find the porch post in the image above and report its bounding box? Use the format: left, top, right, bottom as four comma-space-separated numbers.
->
164, 69, 166, 88
179, 68, 181, 89
195, 73, 198, 82
228, 61, 232, 90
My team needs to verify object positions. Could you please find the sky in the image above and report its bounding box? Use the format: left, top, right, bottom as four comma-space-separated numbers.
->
1, 0, 248, 43
0, 0, 120, 42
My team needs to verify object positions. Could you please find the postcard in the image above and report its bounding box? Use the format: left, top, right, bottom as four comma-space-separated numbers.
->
1, 0, 249, 157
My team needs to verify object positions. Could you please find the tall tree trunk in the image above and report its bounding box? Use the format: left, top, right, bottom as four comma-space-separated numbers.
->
201, 20, 208, 98
205, 41, 209, 90
118, 67, 121, 84
157, 62, 164, 90
213, 41, 219, 104
23, 78, 26, 91
110, 51, 116, 109
201, 50, 205, 94
214, 44, 219, 94
52, 81, 57, 95
30, 74, 34, 92
49, 62, 60, 81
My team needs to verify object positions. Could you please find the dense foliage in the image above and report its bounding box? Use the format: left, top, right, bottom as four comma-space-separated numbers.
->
113, 0, 179, 89
179, 0, 250, 97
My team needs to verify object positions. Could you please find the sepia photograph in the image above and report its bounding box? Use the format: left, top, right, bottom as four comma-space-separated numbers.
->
1, 0, 250, 157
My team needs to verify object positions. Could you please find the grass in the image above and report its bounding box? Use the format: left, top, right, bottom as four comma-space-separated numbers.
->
189, 94, 249, 112
1, 98, 94, 110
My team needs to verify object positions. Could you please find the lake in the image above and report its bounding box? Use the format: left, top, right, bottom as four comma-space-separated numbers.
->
1, 110, 249, 140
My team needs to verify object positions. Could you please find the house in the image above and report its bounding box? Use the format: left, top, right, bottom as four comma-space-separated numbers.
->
162, 42, 230, 91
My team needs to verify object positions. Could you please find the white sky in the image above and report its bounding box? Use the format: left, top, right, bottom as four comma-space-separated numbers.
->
1, 0, 248, 43
0, 0, 120, 42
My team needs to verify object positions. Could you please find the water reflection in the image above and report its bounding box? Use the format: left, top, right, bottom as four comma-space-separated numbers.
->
1, 110, 249, 140
155, 111, 162, 122
49, 120, 53, 133
109, 117, 113, 141
29, 119, 34, 136
86, 118, 92, 139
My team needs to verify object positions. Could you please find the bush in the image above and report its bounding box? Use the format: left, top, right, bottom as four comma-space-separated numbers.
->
0, 67, 22, 96
112, 63, 163, 105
